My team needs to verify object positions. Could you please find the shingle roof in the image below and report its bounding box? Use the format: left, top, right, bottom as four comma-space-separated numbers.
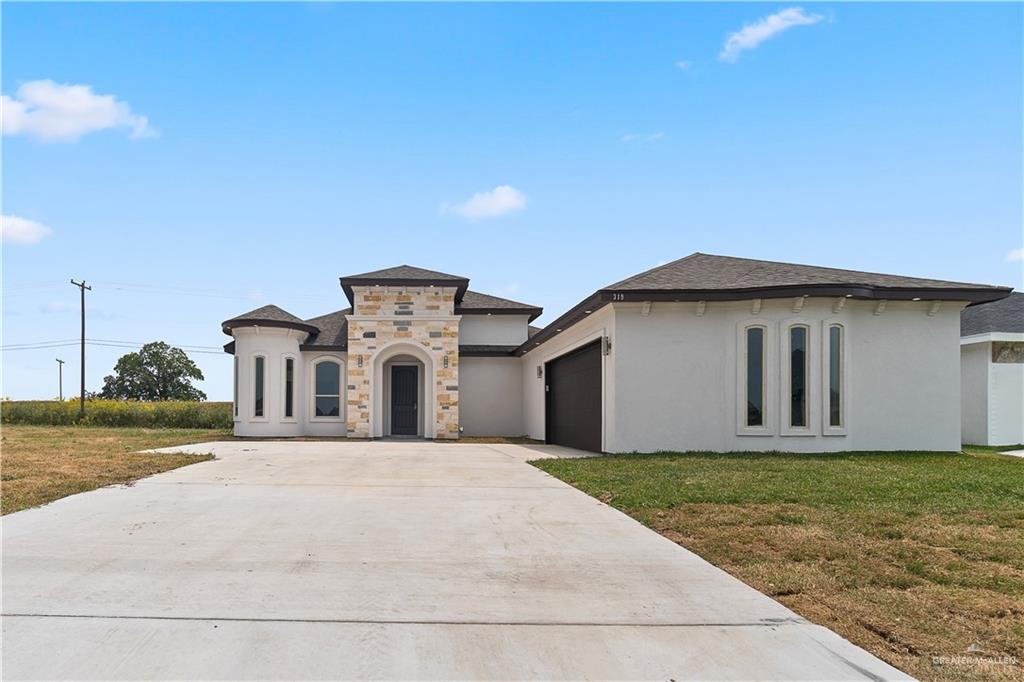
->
339, 264, 471, 304
961, 292, 1024, 336
341, 265, 468, 281
456, 290, 543, 321
301, 308, 351, 349
515, 252, 1012, 356
222, 304, 320, 335
606, 253, 1005, 293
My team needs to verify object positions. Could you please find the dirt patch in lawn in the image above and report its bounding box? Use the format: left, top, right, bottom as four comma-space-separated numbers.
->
1, 425, 225, 514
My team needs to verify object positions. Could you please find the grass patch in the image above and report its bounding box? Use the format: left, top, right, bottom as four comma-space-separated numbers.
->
532, 449, 1024, 682
1, 425, 229, 514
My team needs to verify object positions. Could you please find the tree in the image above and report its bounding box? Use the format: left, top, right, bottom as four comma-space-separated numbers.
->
100, 342, 207, 401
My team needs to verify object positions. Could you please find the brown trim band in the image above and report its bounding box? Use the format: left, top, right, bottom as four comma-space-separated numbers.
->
457, 307, 543, 322
222, 319, 320, 336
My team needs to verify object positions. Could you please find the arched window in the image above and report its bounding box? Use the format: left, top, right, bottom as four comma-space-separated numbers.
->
788, 325, 809, 428
283, 357, 295, 419
314, 360, 341, 417
745, 326, 766, 427
827, 325, 844, 428
253, 355, 266, 418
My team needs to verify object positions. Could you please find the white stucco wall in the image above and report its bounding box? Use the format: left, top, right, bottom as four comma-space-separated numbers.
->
960, 342, 990, 445
990, 360, 1024, 446
232, 327, 307, 437
458, 357, 525, 436
521, 306, 615, 448
609, 297, 964, 452
963, 336, 1024, 446
459, 315, 531, 345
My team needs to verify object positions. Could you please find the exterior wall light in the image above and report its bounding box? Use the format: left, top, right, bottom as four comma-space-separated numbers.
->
536, 365, 543, 379
443, 355, 450, 369
357, 355, 364, 368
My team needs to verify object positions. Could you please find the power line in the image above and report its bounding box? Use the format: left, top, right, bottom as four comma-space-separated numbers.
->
1, 340, 227, 355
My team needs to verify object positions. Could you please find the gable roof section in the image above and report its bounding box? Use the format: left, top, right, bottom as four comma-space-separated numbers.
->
516, 252, 1013, 356
456, 290, 543, 321
339, 264, 470, 304
961, 292, 1024, 337
222, 304, 320, 336
606, 253, 1009, 297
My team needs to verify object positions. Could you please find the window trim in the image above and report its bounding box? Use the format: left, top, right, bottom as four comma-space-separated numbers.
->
821, 321, 848, 436
250, 354, 268, 422
310, 357, 343, 422
736, 321, 775, 436
781, 322, 817, 436
281, 354, 297, 422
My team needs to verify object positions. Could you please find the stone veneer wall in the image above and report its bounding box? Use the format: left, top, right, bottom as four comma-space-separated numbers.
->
345, 286, 460, 439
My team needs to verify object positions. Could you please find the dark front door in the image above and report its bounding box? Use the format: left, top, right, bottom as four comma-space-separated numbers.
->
545, 340, 602, 452
390, 365, 419, 436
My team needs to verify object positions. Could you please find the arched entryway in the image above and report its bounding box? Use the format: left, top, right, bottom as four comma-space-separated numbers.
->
372, 343, 435, 438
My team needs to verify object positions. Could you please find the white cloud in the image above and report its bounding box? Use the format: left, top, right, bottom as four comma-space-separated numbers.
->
719, 7, 825, 63
622, 131, 665, 143
443, 185, 527, 220
1, 214, 53, 245
2, 79, 156, 142
1007, 248, 1024, 262
675, 60, 692, 71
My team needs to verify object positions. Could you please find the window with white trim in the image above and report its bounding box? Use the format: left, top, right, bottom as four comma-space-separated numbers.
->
789, 325, 809, 428
284, 357, 295, 419
745, 326, 766, 427
233, 356, 239, 417
827, 325, 843, 428
314, 360, 341, 417
253, 356, 266, 418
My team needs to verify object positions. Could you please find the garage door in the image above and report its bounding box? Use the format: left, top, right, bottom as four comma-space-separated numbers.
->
545, 340, 602, 452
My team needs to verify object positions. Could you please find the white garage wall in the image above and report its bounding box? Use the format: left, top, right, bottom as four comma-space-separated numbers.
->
459, 357, 525, 436
960, 342, 990, 445
521, 306, 615, 448
459, 315, 532, 345
612, 298, 964, 453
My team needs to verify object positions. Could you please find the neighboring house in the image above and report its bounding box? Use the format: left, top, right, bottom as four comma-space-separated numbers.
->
223, 254, 1011, 452
960, 292, 1024, 446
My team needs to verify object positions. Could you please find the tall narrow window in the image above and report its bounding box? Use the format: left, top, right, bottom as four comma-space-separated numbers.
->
789, 326, 808, 427
746, 327, 765, 427
284, 358, 295, 418
254, 356, 265, 417
828, 325, 843, 427
314, 360, 341, 417
233, 357, 239, 417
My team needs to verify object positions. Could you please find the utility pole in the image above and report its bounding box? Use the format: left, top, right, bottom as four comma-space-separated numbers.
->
56, 358, 65, 401
70, 279, 91, 417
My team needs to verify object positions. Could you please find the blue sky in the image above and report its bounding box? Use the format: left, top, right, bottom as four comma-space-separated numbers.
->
3, 2, 1022, 401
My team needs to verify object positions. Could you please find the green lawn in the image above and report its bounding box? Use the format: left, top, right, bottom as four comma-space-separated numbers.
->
1, 425, 227, 514
532, 448, 1024, 682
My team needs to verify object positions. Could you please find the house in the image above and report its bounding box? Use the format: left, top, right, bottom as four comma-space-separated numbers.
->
222, 254, 1011, 452
960, 292, 1024, 446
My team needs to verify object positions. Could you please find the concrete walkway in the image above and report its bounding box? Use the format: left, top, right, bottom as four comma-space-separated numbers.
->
2, 441, 910, 680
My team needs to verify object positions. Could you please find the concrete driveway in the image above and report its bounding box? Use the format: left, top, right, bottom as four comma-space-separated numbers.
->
2, 441, 909, 680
